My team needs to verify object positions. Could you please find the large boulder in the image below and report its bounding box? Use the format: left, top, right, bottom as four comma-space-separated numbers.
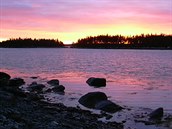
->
47, 79, 59, 86
52, 85, 65, 93
9, 78, 25, 87
78, 92, 108, 108
149, 107, 164, 119
28, 82, 45, 92
0, 72, 11, 86
86, 77, 106, 87
95, 100, 123, 113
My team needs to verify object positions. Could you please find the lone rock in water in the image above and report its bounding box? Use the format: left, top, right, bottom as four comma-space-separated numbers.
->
86, 77, 106, 87
47, 79, 59, 86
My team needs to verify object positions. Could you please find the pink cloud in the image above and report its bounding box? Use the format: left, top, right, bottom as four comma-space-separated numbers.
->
1, 0, 171, 37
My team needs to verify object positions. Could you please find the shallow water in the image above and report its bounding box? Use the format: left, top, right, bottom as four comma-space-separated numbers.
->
0, 48, 172, 113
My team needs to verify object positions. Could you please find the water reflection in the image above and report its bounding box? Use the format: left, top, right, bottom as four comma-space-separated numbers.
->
1, 68, 172, 112
0, 49, 172, 112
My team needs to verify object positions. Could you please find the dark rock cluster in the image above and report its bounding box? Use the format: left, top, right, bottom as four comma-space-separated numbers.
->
1, 72, 167, 129
47, 79, 65, 93
0, 72, 123, 129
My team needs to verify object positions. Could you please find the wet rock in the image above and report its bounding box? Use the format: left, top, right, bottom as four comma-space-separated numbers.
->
27, 92, 44, 101
86, 77, 106, 87
28, 82, 45, 92
9, 78, 25, 87
95, 100, 123, 113
78, 92, 108, 108
52, 85, 65, 93
0, 76, 123, 129
47, 79, 59, 86
30, 76, 38, 79
149, 107, 164, 119
0, 72, 11, 86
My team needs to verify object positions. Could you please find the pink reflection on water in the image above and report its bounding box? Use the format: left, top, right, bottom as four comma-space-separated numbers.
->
1, 68, 171, 91
1, 68, 172, 113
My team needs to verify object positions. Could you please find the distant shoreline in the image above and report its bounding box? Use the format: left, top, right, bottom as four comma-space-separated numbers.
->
1, 34, 172, 49
0, 47, 171, 50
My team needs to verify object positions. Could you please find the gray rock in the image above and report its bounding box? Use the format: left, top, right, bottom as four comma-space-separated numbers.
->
149, 107, 164, 119
47, 79, 59, 86
86, 77, 106, 87
28, 82, 45, 92
78, 92, 107, 108
52, 85, 65, 93
0, 72, 11, 86
9, 78, 25, 87
95, 100, 123, 113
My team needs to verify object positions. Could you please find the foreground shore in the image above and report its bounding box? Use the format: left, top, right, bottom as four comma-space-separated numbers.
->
1, 72, 172, 129
0, 78, 123, 129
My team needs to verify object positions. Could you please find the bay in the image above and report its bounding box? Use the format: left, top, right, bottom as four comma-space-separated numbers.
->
0, 48, 172, 113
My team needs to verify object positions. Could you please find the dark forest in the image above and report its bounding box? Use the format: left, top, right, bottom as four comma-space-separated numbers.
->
0, 38, 64, 48
0, 34, 172, 49
72, 34, 172, 49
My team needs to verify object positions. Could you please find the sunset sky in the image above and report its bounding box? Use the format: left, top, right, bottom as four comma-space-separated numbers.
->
1, 0, 172, 44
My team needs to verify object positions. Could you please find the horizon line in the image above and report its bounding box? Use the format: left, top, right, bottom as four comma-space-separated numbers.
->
1, 33, 172, 44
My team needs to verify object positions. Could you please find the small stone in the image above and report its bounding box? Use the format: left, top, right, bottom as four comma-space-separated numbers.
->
122, 120, 126, 123
28, 82, 45, 92
30, 76, 38, 79
52, 85, 65, 93
47, 79, 59, 86
149, 107, 164, 119
95, 100, 123, 113
9, 78, 25, 87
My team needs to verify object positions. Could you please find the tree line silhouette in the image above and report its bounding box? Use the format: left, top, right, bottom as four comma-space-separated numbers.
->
0, 38, 64, 48
72, 34, 172, 49
0, 34, 171, 49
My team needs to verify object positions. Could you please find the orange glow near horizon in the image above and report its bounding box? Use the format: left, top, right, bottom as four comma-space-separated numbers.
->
1, 0, 172, 44
1, 24, 171, 44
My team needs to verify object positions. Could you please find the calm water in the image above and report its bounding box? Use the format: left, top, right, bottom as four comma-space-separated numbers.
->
0, 48, 172, 112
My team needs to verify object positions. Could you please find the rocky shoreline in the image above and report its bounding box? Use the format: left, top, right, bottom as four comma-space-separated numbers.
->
1, 72, 172, 129
0, 72, 123, 129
